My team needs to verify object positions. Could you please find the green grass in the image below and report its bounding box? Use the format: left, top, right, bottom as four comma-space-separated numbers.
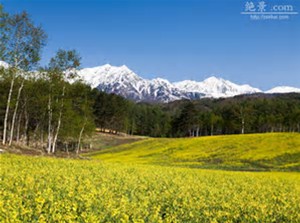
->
81, 132, 145, 155
90, 133, 300, 171
1, 154, 300, 222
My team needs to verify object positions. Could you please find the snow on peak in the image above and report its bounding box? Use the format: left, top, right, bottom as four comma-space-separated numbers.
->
77, 64, 142, 88
266, 86, 300, 94
174, 76, 261, 98
1, 60, 298, 102
203, 76, 223, 83
77, 64, 266, 102
152, 77, 173, 86
77, 64, 188, 102
120, 64, 129, 70
102, 64, 112, 69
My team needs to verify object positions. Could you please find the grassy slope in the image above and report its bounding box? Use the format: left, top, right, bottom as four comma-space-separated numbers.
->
0, 132, 145, 158
90, 133, 300, 171
82, 132, 145, 154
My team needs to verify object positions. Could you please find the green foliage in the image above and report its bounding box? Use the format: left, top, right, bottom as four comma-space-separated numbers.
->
0, 66, 95, 151
172, 102, 199, 136
93, 93, 171, 137
60, 82, 95, 141
1, 154, 299, 222
0, 4, 7, 58
91, 133, 300, 171
49, 49, 81, 71
92, 93, 300, 138
168, 94, 300, 137
0, 11, 47, 70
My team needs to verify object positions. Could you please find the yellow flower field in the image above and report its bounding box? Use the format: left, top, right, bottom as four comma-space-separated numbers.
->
1, 154, 299, 222
91, 133, 300, 171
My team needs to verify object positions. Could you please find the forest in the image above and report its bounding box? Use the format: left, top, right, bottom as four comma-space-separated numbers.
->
1, 5, 300, 154
94, 92, 300, 138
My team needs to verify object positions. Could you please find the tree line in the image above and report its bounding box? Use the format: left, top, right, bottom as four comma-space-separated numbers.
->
93, 93, 300, 138
169, 94, 300, 137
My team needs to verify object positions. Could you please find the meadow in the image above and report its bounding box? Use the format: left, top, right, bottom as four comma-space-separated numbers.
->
91, 133, 300, 171
1, 154, 300, 222
1, 133, 300, 222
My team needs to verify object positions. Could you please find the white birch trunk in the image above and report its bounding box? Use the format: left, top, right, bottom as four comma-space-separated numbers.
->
51, 86, 65, 153
16, 113, 22, 143
2, 76, 15, 145
76, 118, 87, 155
47, 95, 53, 154
241, 118, 245, 134
24, 108, 29, 146
9, 79, 24, 146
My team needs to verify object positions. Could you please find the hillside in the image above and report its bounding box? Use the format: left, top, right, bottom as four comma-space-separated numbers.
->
0, 131, 145, 157
82, 131, 146, 154
90, 133, 300, 171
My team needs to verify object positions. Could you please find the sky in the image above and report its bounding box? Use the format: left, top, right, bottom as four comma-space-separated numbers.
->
1, 0, 300, 90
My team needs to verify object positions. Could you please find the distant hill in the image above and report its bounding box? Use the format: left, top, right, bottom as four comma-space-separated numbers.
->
90, 133, 300, 171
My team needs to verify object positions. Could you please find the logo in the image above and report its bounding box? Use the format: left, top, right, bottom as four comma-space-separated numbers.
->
241, 1, 298, 20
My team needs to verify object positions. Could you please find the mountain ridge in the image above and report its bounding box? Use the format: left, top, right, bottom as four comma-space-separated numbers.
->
1, 61, 300, 103
77, 64, 300, 102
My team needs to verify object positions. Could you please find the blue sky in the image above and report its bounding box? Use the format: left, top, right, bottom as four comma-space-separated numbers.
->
1, 0, 300, 90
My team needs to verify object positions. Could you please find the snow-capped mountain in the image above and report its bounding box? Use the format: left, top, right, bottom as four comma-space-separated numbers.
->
266, 86, 300, 94
174, 77, 261, 98
1, 60, 299, 102
77, 64, 260, 102
77, 64, 197, 102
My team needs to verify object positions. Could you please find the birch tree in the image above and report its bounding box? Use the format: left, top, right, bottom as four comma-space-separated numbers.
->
0, 11, 46, 145
47, 49, 81, 153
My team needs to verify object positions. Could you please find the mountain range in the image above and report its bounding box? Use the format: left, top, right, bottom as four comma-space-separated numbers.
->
1, 61, 300, 103
77, 64, 300, 102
